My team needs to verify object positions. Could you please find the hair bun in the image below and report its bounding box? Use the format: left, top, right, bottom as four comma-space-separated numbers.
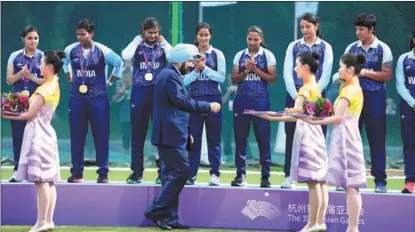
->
311, 52, 320, 61
56, 51, 66, 59
356, 54, 366, 64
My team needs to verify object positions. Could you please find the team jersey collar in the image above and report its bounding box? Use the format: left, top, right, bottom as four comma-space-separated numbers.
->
357, 36, 379, 49
300, 37, 322, 46
244, 46, 264, 59
23, 48, 39, 58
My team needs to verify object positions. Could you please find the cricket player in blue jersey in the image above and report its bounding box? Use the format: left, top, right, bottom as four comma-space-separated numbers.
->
230, 25, 276, 188
282, 13, 333, 189
121, 17, 172, 184
396, 30, 415, 194
63, 19, 123, 183
183, 22, 226, 186
333, 13, 393, 193
6, 26, 45, 182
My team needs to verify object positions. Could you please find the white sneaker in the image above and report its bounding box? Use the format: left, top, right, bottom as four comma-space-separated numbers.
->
281, 176, 295, 189
9, 171, 21, 183
209, 174, 220, 186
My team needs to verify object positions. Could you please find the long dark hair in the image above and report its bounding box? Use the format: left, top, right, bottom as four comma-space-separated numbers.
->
300, 13, 322, 38
194, 22, 212, 47
247, 25, 267, 48
410, 30, 415, 50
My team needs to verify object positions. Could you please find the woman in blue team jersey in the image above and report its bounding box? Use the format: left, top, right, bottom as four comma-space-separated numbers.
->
282, 13, 333, 189
122, 17, 172, 185
183, 22, 226, 186
396, 30, 415, 194
339, 13, 393, 193
63, 19, 123, 184
231, 25, 277, 188
6, 26, 45, 182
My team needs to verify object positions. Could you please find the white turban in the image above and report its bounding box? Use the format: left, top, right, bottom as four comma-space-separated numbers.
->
166, 43, 198, 63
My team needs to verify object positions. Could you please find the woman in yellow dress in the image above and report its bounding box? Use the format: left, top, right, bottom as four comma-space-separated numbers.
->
258, 51, 328, 232
2, 50, 65, 232
302, 53, 367, 232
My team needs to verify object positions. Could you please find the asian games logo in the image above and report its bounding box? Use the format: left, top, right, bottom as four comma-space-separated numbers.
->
241, 200, 281, 220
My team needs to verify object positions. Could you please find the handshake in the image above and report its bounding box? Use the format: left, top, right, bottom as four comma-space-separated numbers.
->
210, 102, 221, 113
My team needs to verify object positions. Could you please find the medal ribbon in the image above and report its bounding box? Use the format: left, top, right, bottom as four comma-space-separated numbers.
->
79, 45, 90, 85
141, 42, 161, 73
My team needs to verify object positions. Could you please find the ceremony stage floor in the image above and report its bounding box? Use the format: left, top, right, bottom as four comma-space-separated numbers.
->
1, 181, 414, 232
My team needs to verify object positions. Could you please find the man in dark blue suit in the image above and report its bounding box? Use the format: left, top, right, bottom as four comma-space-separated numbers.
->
144, 43, 221, 230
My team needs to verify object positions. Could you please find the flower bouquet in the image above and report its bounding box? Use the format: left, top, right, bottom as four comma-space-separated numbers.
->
302, 97, 334, 119
1, 92, 29, 115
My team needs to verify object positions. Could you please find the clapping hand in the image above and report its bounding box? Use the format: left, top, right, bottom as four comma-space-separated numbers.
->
210, 102, 221, 113
20, 65, 31, 79
194, 56, 206, 72
245, 59, 256, 71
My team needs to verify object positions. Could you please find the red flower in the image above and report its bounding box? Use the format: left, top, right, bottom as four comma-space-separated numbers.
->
18, 95, 28, 104
324, 100, 332, 110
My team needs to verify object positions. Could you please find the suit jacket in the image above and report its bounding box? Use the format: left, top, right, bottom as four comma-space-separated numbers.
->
152, 63, 211, 147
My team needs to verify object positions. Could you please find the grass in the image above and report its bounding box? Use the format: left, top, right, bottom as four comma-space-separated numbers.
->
0, 226, 276, 232
1, 167, 404, 190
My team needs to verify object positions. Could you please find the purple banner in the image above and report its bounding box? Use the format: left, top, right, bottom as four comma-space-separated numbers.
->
2, 182, 415, 232
1, 182, 149, 227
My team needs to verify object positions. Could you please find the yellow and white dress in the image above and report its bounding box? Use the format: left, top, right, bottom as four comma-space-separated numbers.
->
16, 77, 61, 182
290, 83, 328, 183
326, 77, 367, 188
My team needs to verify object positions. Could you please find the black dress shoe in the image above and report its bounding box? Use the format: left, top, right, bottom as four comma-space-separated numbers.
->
169, 223, 191, 229
152, 219, 172, 230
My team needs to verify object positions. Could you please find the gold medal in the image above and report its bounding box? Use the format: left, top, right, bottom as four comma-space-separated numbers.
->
79, 85, 88, 93
145, 73, 153, 81
21, 90, 30, 96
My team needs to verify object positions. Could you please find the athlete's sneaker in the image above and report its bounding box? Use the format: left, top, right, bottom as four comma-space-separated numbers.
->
260, 176, 271, 188
67, 174, 84, 183
126, 172, 142, 184
402, 182, 415, 194
97, 174, 108, 183
155, 175, 162, 185
186, 176, 196, 185
281, 176, 295, 189
375, 183, 387, 193
209, 174, 220, 186
231, 174, 247, 187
